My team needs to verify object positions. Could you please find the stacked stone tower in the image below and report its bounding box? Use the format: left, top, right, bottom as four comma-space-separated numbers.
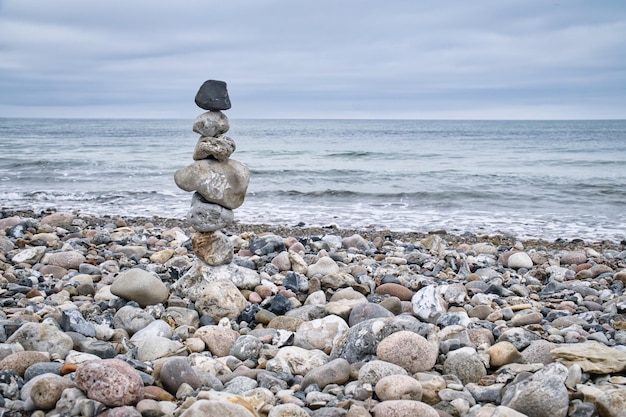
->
174, 80, 250, 267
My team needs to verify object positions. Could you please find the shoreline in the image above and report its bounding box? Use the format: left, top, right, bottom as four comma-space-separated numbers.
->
3, 207, 624, 252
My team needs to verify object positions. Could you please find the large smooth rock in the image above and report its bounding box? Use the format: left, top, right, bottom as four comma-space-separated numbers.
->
195, 80, 231, 111
376, 330, 438, 374
174, 159, 249, 210
192, 230, 234, 266
551, 341, 626, 373
193, 135, 236, 161
187, 192, 234, 232
171, 260, 260, 302
500, 362, 569, 417
75, 359, 144, 407
110, 268, 169, 307
6, 319, 73, 359
195, 279, 247, 321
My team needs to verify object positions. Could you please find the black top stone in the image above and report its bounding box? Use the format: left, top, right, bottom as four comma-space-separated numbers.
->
195, 80, 231, 111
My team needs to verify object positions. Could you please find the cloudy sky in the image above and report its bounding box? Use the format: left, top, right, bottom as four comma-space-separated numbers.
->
1, 0, 625, 119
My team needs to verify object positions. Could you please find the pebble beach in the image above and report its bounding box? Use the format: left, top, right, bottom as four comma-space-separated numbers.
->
1, 208, 626, 417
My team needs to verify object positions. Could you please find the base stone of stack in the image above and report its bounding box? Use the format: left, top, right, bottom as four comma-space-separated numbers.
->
192, 230, 234, 266
187, 193, 234, 232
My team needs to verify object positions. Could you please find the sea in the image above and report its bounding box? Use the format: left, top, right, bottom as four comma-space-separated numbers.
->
1, 118, 625, 243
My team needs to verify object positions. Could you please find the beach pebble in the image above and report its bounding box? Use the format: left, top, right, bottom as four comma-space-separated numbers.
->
11, 246, 46, 265
45, 250, 87, 270
560, 250, 587, 265
301, 358, 351, 389
113, 305, 155, 336
195, 325, 239, 357
293, 315, 348, 354
110, 268, 169, 307
196, 279, 247, 321
307, 256, 340, 278
192, 230, 234, 266
506, 252, 533, 269
1, 351, 48, 378
376, 331, 438, 373
349, 302, 394, 326
267, 403, 310, 417
159, 358, 203, 395
6, 320, 73, 359
370, 400, 439, 417
375, 282, 413, 301
487, 342, 525, 367
135, 335, 185, 362
358, 360, 408, 385
411, 285, 447, 323
29, 374, 74, 410
179, 399, 256, 417
443, 347, 487, 385
374, 374, 423, 401
266, 346, 329, 376
75, 359, 144, 407
500, 362, 569, 417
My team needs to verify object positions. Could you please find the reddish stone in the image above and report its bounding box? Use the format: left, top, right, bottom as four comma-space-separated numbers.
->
0, 351, 49, 376
375, 283, 413, 301
75, 359, 144, 407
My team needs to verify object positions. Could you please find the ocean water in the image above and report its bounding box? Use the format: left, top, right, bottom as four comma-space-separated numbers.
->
1, 118, 625, 242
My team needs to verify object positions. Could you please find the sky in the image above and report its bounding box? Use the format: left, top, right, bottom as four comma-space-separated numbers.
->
0, 0, 625, 120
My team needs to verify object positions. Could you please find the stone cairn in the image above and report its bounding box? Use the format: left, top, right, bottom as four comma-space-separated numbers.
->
174, 80, 250, 268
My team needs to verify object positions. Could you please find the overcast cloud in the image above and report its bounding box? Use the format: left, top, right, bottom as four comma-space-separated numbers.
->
0, 0, 625, 119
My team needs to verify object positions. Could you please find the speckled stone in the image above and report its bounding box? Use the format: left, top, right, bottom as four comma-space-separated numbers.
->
0, 351, 49, 377
75, 359, 144, 407
376, 331, 438, 373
